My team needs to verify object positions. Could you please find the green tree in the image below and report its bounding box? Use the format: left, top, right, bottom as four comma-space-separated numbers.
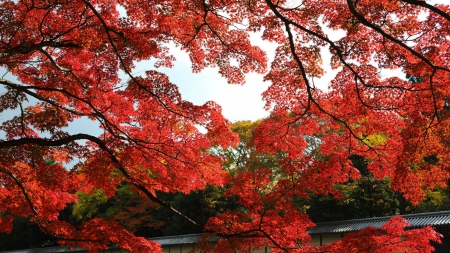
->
156, 186, 240, 236
71, 185, 164, 237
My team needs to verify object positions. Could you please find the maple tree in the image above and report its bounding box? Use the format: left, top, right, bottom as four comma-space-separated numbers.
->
0, 0, 449, 252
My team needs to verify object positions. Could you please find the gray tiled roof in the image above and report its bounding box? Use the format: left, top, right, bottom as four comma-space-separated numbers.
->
151, 233, 218, 245
308, 210, 450, 235
3, 211, 450, 252
0, 247, 86, 253
0, 234, 217, 253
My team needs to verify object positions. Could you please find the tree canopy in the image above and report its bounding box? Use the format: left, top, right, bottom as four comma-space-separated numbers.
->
1, 0, 449, 252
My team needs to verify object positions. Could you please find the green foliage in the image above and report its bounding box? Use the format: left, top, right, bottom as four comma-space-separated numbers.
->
72, 184, 164, 236
297, 153, 450, 222
221, 120, 262, 172
298, 175, 401, 222
72, 189, 109, 221
410, 183, 450, 213
221, 120, 286, 181
230, 120, 261, 142
43, 158, 57, 166
156, 185, 240, 236
361, 133, 388, 147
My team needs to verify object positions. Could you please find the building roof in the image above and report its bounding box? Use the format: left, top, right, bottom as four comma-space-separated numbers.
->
151, 233, 218, 245
0, 234, 217, 253
3, 211, 450, 252
150, 211, 450, 241
308, 210, 450, 235
0, 247, 86, 253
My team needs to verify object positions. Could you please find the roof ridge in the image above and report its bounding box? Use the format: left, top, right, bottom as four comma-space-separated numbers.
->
313, 210, 450, 226
149, 233, 204, 240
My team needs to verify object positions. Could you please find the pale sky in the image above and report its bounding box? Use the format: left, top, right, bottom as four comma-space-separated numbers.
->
133, 36, 278, 123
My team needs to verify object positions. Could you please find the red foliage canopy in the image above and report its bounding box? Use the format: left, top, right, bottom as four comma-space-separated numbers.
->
0, 0, 448, 251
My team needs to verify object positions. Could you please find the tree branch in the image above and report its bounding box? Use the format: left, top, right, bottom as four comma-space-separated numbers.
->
401, 0, 450, 23
0, 134, 203, 230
